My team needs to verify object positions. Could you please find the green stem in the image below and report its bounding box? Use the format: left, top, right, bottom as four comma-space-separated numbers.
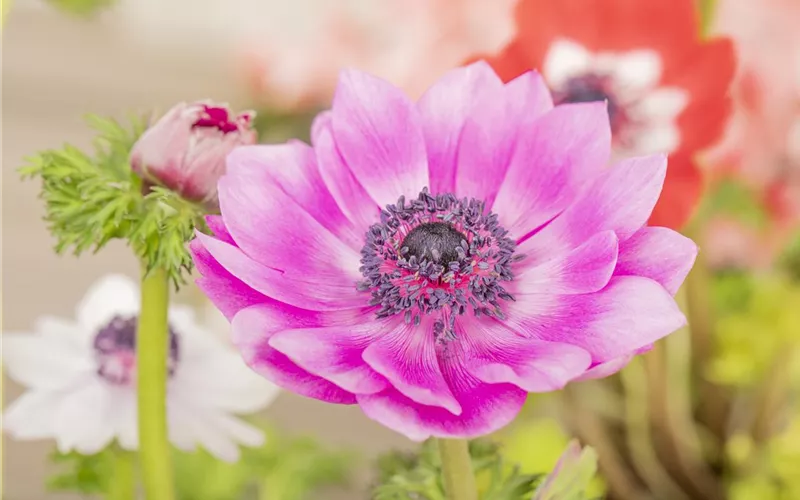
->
137, 266, 175, 500
108, 447, 135, 500
437, 439, 478, 500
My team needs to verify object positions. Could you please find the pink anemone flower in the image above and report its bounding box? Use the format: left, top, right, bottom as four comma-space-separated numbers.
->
190, 61, 696, 440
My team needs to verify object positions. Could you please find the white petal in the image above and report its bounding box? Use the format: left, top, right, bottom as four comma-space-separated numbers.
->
34, 315, 95, 352
204, 412, 265, 448
3, 333, 94, 390
543, 39, 593, 88
76, 274, 140, 330
631, 88, 689, 121
53, 379, 116, 455
194, 421, 242, 463
168, 304, 197, 332
3, 391, 60, 439
107, 388, 139, 451
629, 123, 681, 156
608, 49, 662, 92
167, 402, 197, 452
168, 401, 241, 462
170, 320, 281, 414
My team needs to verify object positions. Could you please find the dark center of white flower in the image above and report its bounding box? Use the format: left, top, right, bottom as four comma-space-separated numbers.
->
93, 315, 180, 385
358, 188, 524, 342
555, 74, 620, 129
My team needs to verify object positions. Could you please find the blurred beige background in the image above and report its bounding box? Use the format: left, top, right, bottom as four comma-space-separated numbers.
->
2, 4, 412, 499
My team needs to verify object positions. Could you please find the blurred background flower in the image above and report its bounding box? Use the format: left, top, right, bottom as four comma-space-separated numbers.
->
3, 274, 280, 462
703, 0, 800, 265
238, 0, 517, 111
483, 0, 736, 230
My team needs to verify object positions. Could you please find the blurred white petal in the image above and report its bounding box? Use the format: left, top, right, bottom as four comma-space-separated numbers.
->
3, 333, 93, 389
543, 39, 593, 88
632, 88, 689, 121
53, 379, 116, 455
76, 274, 140, 331
3, 391, 60, 439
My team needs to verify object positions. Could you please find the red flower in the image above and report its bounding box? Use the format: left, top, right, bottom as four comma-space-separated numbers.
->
484, 0, 735, 229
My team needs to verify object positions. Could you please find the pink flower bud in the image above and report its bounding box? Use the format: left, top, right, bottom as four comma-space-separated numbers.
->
130, 102, 257, 207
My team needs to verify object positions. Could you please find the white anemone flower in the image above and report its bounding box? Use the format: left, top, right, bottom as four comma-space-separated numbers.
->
2, 274, 281, 462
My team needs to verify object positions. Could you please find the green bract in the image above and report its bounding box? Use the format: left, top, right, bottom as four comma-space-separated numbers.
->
20, 115, 205, 287
374, 439, 544, 500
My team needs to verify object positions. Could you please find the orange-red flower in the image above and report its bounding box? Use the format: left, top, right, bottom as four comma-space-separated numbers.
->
484, 0, 735, 229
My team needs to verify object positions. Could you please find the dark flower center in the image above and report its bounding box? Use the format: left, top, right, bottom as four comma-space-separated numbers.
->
93, 315, 180, 385
358, 188, 524, 342
400, 222, 468, 265
192, 105, 240, 134
555, 74, 620, 128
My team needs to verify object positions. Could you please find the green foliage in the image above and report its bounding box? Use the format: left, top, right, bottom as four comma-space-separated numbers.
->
727, 418, 800, 499
778, 231, 800, 282
531, 442, 600, 500
45, 0, 116, 16
46, 448, 115, 494
373, 439, 543, 500
20, 115, 204, 287
251, 107, 319, 144
709, 273, 800, 387
47, 423, 353, 500
696, 0, 718, 36
700, 179, 770, 229
497, 419, 606, 499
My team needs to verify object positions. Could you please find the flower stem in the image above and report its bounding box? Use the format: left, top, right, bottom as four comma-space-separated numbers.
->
108, 446, 135, 500
436, 438, 478, 500
136, 265, 175, 500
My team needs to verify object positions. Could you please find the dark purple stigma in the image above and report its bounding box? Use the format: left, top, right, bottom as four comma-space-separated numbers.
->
93, 315, 180, 385
400, 222, 468, 265
554, 74, 620, 127
192, 105, 239, 134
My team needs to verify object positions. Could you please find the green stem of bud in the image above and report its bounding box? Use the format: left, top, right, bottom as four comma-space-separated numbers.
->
136, 265, 175, 500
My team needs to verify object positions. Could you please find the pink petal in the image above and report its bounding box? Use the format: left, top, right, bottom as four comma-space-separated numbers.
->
464, 319, 591, 392
357, 381, 526, 441
312, 113, 379, 234
204, 215, 235, 245
519, 154, 667, 259
231, 305, 359, 404
362, 318, 462, 415
331, 69, 429, 207
455, 70, 553, 205
193, 232, 364, 311
190, 238, 270, 320
416, 61, 504, 195
516, 230, 619, 294
268, 321, 390, 396
615, 227, 698, 295
217, 166, 362, 287
506, 276, 685, 362
504, 71, 554, 123
492, 102, 611, 239
225, 142, 364, 251
575, 345, 653, 381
